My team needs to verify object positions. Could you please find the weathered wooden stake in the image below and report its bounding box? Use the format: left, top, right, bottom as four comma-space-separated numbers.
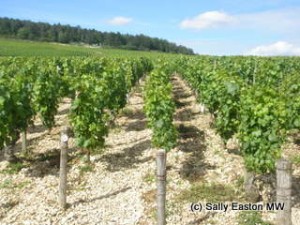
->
59, 126, 69, 209
4, 138, 17, 162
157, 149, 166, 225
243, 169, 259, 201
86, 149, 91, 164
199, 103, 206, 114
21, 131, 27, 153
213, 59, 217, 72
4, 145, 15, 162
253, 60, 257, 85
276, 158, 292, 225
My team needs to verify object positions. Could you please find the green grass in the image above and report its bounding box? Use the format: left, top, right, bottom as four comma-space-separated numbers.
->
0, 38, 95, 56
290, 155, 300, 166
238, 211, 273, 225
0, 38, 180, 58
143, 171, 156, 184
79, 164, 94, 175
0, 179, 14, 189
0, 162, 27, 175
177, 182, 242, 203
0, 179, 30, 189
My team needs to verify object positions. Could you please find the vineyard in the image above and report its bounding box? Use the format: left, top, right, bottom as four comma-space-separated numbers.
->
0, 55, 299, 224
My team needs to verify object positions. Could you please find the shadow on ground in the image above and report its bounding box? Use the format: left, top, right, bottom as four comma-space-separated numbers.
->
177, 124, 215, 182
57, 107, 70, 116
72, 186, 131, 206
174, 99, 192, 108
125, 120, 147, 132
172, 77, 216, 182
28, 124, 48, 134
15, 148, 76, 178
175, 107, 195, 121
99, 139, 152, 172
120, 108, 145, 120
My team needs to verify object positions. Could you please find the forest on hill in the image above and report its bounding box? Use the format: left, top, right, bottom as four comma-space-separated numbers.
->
0, 17, 194, 55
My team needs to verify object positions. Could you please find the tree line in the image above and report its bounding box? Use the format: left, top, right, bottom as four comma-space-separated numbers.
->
0, 17, 194, 55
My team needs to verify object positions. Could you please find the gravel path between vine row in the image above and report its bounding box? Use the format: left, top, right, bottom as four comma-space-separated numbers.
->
0, 75, 299, 225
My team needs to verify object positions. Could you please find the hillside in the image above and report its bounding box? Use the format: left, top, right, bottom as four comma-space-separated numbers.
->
0, 17, 194, 55
0, 38, 183, 57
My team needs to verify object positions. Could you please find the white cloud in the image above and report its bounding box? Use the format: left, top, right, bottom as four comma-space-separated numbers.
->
108, 16, 132, 25
180, 11, 235, 30
179, 8, 300, 34
246, 41, 300, 56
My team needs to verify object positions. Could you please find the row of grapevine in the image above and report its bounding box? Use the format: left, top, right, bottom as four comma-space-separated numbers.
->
1, 55, 298, 170
143, 59, 178, 224
0, 56, 153, 161
0, 58, 63, 160
67, 57, 152, 160
143, 59, 177, 151
176, 56, 300, 173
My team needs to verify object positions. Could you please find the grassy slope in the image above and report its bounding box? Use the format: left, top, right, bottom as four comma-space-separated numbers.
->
0, 38, 179, 58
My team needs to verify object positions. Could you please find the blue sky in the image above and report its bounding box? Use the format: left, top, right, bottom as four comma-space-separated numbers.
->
1, 0, 300, 55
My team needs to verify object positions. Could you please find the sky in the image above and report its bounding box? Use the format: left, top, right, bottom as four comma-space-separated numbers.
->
1, 0, 300, 55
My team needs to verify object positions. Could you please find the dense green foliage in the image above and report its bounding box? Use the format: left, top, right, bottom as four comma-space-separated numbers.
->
32, 60, 63, 129
0, 58, 36, 146
68, 57, 152, 151
0, 17, 194, 55
239, 86, 287, 172
144, 60, 177, 151
177, 56, 300, 173
0, 54, 299, 173
0, 56, 152, 158
280, 73, 300, 130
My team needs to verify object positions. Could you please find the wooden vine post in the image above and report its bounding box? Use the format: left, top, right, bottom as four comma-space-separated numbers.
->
276, 158, 292, 225
59, 126, 69, 209
244, 170, 257, 201
21, 131, 27, 153
213, 59, 217, 72
157, 149, 167, 225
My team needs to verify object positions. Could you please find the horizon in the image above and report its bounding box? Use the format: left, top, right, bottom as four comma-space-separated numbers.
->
1, 0, 300, 56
